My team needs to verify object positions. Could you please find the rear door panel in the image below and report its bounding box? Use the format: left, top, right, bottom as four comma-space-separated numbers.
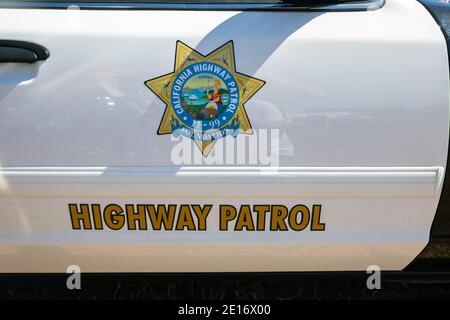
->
0, 0, 448, 272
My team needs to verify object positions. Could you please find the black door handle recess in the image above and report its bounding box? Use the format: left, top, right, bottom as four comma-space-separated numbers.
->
0, 40, 49, 63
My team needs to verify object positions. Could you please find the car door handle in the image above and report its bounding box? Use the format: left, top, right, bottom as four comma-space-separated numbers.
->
0, 40, 49, 63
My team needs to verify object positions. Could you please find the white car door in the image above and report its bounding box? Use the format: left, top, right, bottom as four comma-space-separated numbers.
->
0, 0, 448, 272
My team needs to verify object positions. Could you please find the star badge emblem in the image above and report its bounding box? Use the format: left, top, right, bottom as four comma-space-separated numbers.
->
145, 41, 265, 156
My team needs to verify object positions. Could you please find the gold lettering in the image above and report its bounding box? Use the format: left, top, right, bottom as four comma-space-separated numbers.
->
270, 205, 288, 231
69, 203, 92, 230
126, 204, 147, 230
288, 205, 310, 231
146, 205, 176, 230
220, 205, 237, 231
235, 205, 255, 231
191, 204, 212, 231
253, 205, 270, 231
104, 204, 125, 230
311, 205, 326, 231
176, 205, 196, 230
91, 204, 103, 230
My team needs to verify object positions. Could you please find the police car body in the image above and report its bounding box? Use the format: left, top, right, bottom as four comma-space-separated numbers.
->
0, 0, 449, 273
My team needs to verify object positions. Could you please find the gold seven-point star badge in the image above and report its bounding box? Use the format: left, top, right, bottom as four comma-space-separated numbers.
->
144, 41, 265, 156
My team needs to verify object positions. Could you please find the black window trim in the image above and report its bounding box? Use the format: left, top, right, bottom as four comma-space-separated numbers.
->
0, 0, 384, 11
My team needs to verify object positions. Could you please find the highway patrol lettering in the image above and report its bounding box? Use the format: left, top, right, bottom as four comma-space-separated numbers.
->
68, 204, 325, 231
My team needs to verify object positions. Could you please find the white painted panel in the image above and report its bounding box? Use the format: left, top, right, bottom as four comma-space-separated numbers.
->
0, 0, 448, 272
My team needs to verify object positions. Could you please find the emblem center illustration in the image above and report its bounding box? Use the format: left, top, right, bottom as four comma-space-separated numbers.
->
170, 62, 240, 136
145, 41, 264, 156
